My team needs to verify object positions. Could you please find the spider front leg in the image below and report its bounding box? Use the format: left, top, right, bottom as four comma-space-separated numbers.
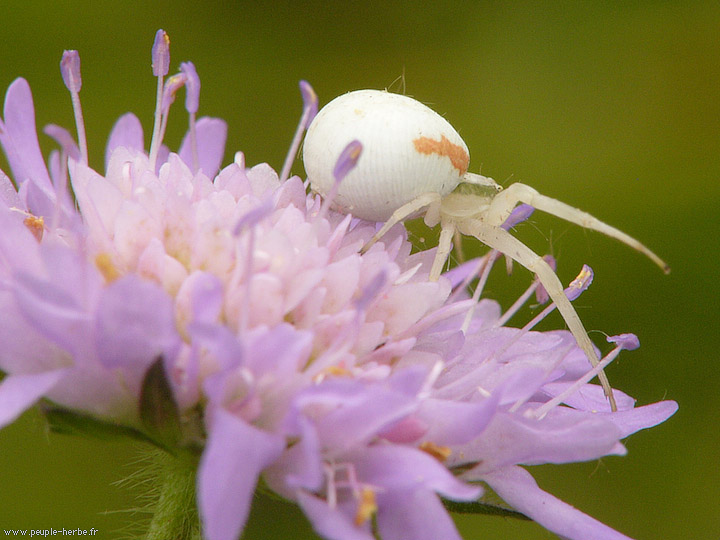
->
360, 192, 442, 254
429, 218, 456, 281
459, 218, 618, 411
485, 182, 670, 273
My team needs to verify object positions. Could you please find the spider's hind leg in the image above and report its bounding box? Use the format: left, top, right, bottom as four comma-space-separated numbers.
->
460, 218, 618, 411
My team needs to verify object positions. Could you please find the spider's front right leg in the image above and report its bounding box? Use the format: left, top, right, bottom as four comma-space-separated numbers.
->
484, 182, 670, 273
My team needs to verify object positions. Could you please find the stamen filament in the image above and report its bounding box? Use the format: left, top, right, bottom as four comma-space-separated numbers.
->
447, 256, 489, 303
148, 75, 166, 172
60, 51, 88, 164
495, 280, 539, 327
533, 343, 624, 418
188, 111, 198, 173
461, 251, 499, 333
181, 62, 200, 172
280, 81, 318, 183
149, 30, 170, 172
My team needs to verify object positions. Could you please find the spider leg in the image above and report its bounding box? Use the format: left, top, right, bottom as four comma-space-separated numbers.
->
429, 218, 456, 281
453, 228, 466, 265
459, 218, 618, 411
486, 183, 670, 273
360, 192, 441, 254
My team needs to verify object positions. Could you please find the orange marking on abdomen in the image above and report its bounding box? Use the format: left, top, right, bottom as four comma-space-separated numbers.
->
413, 135, 469, 175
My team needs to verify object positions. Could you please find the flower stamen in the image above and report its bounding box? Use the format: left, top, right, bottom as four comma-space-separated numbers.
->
157, 72, 187, 160
180, 62, 200, 173
522, 264, 594, 332
532, 333, 638, 418
354, 486, 377, 526
23, 215, 44, 242
149, 29, 170, 171
419, 441, 452, 462
60, 50, 88, 165
95, 253, 120, 283
281, 80, 318, 183
461, 250, 499, 333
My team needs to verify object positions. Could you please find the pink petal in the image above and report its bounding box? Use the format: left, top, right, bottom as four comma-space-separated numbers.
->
0, 79, 53, 193
606, 400, 679, 438
377, 488, 463, 540
94, 275, 180, 372
105, 112, 145, 171
12, 272, 95, 361
418, 394, 499, 445
353, 445, 481, 501
0, 369, 67, 427
43, 124, 81, 161
297, 491, 374, 540
198, 408, 284, 540
0, 168, 22, 208
178, 117, 227, 176
482, 466, 633, 540
0, 204, 41, 272
454, 408, 624, 472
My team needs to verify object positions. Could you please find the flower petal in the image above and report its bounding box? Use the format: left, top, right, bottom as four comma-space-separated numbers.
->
105, 112, 144, 171
0, 79, 54, 204
43, 124, 81, 161
376, 487, 463, 540
0, 204, 42, 272
0, 369, 67, 428
418, 394, 499, 445
296, 491, 374, 540
0, 168, 22, 208
198, 408, 284, 540
178, 117, 227, 176
353, 445, 481, 501
482, 466, 633, 540
95, 275, 180, 372
294, 380, 418, 454
453, 407, 625, 472
606, 400, 679, 438
12, 271, 94, 360
265, 414, 323, 497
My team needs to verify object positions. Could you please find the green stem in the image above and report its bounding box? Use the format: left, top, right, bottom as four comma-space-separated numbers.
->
145, 449, 202, 540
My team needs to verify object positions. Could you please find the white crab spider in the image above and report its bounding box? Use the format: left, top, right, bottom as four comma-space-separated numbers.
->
302, 89, 669, 410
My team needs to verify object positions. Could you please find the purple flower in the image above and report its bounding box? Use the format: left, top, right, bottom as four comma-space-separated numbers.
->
0, 31, 676, 540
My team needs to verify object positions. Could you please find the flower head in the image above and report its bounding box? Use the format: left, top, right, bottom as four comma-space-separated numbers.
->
0, 31, 677, 540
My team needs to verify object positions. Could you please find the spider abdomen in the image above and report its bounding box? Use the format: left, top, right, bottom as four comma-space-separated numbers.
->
303, 89, 469, 222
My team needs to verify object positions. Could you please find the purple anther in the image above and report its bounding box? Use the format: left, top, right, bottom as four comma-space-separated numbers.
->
152, 29, 170, 77
60, 50, 82, 93
501, 203, 534, 231
565, 264, 594, 301
607, 333, 640, 351
180, 62, 200, 114
161, 73, 187, 112
299, 80, 318, 124
333, 140, 363, 184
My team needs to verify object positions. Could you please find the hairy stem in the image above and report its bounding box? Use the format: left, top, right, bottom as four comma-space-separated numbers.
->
145, 449, 202, 540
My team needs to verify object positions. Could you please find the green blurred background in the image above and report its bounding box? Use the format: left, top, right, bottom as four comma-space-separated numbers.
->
0, 1, 717, 538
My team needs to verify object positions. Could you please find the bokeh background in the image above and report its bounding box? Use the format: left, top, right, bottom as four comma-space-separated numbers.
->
0, 1, 717, 539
